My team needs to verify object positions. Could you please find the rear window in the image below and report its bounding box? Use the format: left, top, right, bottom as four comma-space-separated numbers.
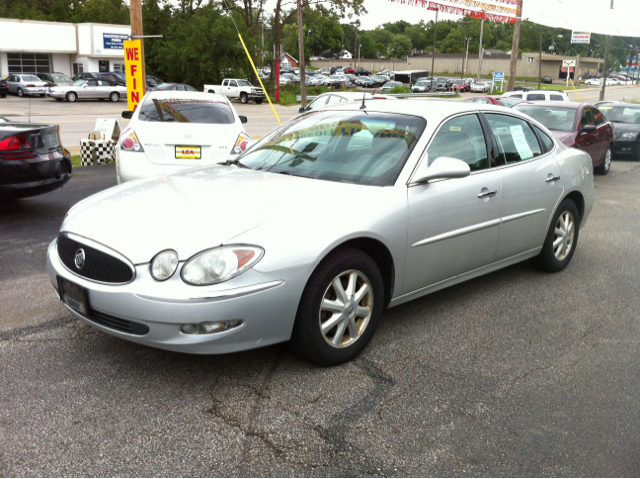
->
514, 105, 578, 132
138, 98, 235, 124
526, 94, 546, 101
549, 94, 565, 101
22, 75, 41, 82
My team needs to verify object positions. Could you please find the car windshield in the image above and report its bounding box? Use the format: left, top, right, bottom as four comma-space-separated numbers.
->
155, 83, 175, 90
238, 111, 426, 186
416, 81, 431, 86
237, 80, 253, 87
51, 75, 71, 82
475, 82, 486, 86
71, 80, 86, 86
515, 105, 578, 132
496, 98, 523, 107
138, 98, 235, 124
598, 105, 640, 124
22, 75, 41, 81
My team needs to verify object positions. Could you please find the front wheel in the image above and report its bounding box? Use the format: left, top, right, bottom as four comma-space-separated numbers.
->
240, 93, 248, 104
290, 248, 384, 366
17, 88, 24, 97
595, 145, 612, 175
109, 92, 120, 102
531, 199, 580, 273
255, 99, 263, 104
66, 92, 77, 102
39, 93, 45, 97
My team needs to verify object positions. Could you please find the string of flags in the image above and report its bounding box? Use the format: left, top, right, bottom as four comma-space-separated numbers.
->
388, 0, 517, 23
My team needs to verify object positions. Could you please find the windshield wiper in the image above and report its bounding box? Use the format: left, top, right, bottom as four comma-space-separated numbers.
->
219, 158, 251, 169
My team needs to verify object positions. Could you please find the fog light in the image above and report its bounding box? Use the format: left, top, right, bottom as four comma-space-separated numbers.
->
180, 320, 243, 335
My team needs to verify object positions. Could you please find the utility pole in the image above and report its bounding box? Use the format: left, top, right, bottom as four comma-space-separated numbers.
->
130, 0, 146, 84
507, 0, 523, 92
538, 34, 542, 89
599, 0, 614, 101
429, 6, 438, 86
297, 0, 306, 108
460, 22, 471, 79
477, 18, 485, 81
463, 37, 470, 78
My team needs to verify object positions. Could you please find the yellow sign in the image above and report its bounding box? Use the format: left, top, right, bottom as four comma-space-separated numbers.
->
124, 40, 144, 111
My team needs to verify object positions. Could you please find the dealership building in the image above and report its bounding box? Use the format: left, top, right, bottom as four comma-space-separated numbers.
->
0, 18, 130, 78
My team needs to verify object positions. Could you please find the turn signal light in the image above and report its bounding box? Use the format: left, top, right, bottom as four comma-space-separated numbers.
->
120, 129, 144, 152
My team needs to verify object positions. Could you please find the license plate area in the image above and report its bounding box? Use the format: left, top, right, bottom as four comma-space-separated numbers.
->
175, 146, 201, 159
57, 276, 89, 315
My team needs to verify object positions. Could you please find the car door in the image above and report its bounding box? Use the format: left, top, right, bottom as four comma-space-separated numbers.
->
483, 113, 564, 260
95, 80, 110, 99
227, 80, 239, 98
574, 106, 599, 163
405, 113, 502, 293
591, 106, 612, 160
81, 80, 98, 99
6, 75, 16, 93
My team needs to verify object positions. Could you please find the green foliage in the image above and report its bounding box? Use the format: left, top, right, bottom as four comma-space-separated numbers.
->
388, 34, 412, 59
387, 84, 411, 94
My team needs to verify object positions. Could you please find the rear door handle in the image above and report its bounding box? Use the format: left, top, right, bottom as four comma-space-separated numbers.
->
546, 174, 561, 183
478, 189, 498, 198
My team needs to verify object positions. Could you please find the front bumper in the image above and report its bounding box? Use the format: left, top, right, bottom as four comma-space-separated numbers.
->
47, 238, 310, 354
613, 140, 639, 158
47, 91, 67, 99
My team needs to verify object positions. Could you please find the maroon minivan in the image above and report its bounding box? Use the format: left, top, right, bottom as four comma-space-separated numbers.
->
514, 101, 614, 174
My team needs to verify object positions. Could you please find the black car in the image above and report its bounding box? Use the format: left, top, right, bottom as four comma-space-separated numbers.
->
72, 72, 124, 86
0, 78, 8, 98
355, 76, 376, 88
0, 122, 72, 201
600, 102, 640, 160
541, 76, 553, 84
151, 83, 198, 92
355, 67, 372, 76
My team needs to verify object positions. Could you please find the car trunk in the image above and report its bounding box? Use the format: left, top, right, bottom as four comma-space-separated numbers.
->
132, 121, 241, 167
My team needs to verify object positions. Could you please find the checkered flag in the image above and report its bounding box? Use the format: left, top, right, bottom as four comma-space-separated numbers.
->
95, 139, 115, 164
80, 139, 96, 166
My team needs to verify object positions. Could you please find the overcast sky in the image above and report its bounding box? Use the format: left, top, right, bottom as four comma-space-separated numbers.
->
353, 0, 640, 36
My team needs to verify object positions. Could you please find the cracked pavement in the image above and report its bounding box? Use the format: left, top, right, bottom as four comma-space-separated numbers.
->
1, 162, 639, 476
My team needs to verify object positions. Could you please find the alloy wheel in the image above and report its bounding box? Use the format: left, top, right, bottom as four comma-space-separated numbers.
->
604, 147, 611, 172
319, 269, 373, 349
553, 211, 575, 261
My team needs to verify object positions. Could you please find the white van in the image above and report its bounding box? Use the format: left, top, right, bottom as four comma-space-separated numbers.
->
502, 90, 570, 102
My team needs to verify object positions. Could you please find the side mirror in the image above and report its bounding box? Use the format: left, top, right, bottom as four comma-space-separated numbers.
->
411, 157, 471, 185
298, 107, 306, 114
581, 124, 597, 133
239, 115, 248, 124
122, 110, 133, 119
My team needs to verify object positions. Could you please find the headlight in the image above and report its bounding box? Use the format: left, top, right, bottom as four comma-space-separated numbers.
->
181, 245, 264, 286
150, 250, 179, 281
618, 131, 639, 139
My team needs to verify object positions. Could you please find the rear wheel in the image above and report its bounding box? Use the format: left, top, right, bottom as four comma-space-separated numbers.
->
290, 247, 384, 366
39, 93, 45, 97
531, 199, 580, 273
109, 92, 120, 102
17, 88, 24, 97
54, 98, 62, 102
255, 99, 264, 104
240, 93, 249, 104
595, 145, 612, 175
66, 92, 77, 102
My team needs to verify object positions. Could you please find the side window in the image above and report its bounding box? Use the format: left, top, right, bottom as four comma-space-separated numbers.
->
511, 94, 522, 99
526, 93, 546, 101
592, 107, 605, 126
222, 80, 229, 87
229, 80, 238, 87
533, 125, 555, 153
185, 85, 197, 91
87, 80, 98, 87
485, 114, 542, 164
549, 94, 564, 101
176, 84, 186, 91
308, 96, 329, 110
581, 107, 595, 128
427, 114, 489, 172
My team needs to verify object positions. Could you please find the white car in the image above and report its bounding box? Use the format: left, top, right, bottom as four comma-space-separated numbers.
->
584, 78, 601, 85
116, 91, 250, 184
299, 91, 396, 113
502, 90, 570, 102
470, 82, 490, 93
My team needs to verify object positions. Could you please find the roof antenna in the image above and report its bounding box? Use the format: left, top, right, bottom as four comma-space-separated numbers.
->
360, 93, 367, 109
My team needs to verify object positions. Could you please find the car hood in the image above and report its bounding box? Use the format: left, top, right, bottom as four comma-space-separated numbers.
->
611, 121, 640, 137
549, 130, 576, 145
61, 166, 382, 264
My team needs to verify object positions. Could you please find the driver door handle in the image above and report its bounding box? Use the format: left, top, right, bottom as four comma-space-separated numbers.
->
546, 175, 561, 183
478, 189, 498, 198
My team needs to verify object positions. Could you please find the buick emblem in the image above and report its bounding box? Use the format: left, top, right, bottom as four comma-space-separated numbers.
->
74, 248, 86, 270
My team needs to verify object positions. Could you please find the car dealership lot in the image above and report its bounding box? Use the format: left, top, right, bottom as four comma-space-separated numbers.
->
0, 159, 639, 475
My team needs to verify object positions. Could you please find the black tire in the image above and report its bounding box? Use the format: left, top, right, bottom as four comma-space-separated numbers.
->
255, 99, 264, 104
290, 247, 384, 366
54, 98, 62, 102
531, 199, 580, 273
0, 93, 6, 98
39, 93, 45, 97
17, 88, 24, 98
595, 144, 612, 175
109, 92, 120, 102
240, 93, 249, 104
208, 90, 214, 93
66, 92, 77, 102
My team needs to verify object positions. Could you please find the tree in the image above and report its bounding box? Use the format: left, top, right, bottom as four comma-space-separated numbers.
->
359, 32, 376, 59
404, 24, 427, 51
388, 34, 412, 59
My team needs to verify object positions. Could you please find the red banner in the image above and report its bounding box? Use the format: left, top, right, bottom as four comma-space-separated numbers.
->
388, 0, 516, 23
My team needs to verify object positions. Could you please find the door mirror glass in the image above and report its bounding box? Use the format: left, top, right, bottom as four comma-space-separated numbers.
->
581, 124, 597, 133
412, 156, 471, 184
239, 115, 248, 124
122, 110, 133, 119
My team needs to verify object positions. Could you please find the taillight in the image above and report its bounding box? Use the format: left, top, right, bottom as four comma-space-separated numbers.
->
120, 129, 144, 152
26, 84, 36, 87
0, 134, 36, 160
231, 132, 251, 155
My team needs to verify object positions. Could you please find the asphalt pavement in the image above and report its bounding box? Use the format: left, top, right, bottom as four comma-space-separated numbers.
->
0, 157, 639, 476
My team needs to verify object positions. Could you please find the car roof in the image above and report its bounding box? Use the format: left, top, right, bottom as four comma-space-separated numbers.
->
144, 90, 227, 102
506, 89, 568, 95
513, 100, 585, 109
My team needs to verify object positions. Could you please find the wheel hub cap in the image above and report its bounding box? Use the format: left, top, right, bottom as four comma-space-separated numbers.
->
553, 211, 575, 261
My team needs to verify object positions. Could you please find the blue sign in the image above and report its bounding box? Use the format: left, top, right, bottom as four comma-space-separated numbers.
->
493, 71, 504, 83
103, 33, 128, 50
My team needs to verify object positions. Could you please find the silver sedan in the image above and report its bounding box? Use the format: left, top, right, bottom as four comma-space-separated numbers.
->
5, 73, 49, 97
46, 100, 595, 365
48, 79, 127, 102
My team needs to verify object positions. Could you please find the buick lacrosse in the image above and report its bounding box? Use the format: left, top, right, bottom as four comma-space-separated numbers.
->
47, 100, 595, 365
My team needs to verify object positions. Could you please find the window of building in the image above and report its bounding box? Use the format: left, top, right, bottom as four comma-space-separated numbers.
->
113, 64, 123, 72
282, 61, 291, 68
73, 63, 84, 75
7, 53, 52, 74
527, 57, 535, 63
